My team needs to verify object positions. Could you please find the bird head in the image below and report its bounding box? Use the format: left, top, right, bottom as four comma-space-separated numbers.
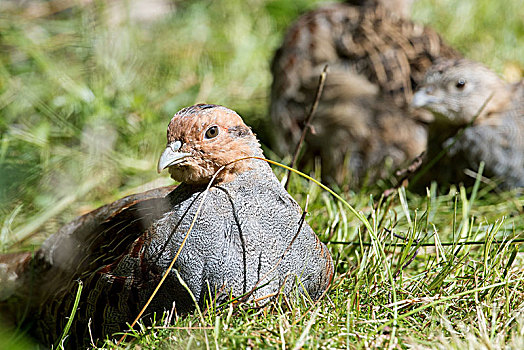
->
411, 59, 508, 125
157, 104, 262, 184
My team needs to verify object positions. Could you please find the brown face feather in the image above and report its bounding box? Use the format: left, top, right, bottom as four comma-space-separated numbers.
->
159, 104, 262, 184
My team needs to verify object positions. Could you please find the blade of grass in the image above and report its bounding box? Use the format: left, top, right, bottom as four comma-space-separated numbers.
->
56, 280, 83, 350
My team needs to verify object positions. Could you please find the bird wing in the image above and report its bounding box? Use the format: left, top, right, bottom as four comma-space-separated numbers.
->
448, 102, 524, 188
269, 2, 459, 186
270, 2, 460, 136
37, 185, 178, 275
3, 185, 177, 346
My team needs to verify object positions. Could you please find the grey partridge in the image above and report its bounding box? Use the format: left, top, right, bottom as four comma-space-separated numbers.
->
411, 58, 524, 189
269, 0, 461, 187
0, 104, 333, 348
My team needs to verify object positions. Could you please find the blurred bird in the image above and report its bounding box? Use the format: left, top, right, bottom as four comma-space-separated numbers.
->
411, 58, 524, 189
270, 0, 460, 187
0, 104, 333, 348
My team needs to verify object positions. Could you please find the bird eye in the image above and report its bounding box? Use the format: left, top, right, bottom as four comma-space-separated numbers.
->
455, 78, 466, 89
204, 125, 219, 139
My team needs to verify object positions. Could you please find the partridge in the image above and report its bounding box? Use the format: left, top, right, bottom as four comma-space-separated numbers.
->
0, 104, 333, 348
270, 0, 460, 187
411, 58, 524, 189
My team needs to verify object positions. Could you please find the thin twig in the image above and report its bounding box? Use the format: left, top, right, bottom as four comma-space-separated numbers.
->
148, 326, 214, 330
325, 238, 524, 247
284, 65, 328, 190
394, 248, 419, 279
382, 151, 425, 198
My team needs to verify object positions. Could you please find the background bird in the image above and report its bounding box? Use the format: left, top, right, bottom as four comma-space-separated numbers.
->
269, 0, 461, 188
0, 104, 333, 348
411, 58, 524, 189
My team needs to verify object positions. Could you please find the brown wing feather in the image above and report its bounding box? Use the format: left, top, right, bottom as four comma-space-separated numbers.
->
270, 2, 461, 187
2, 185, 177, 346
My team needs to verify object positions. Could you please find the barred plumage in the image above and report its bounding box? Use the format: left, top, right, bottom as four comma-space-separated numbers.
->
270, 0, 461, 187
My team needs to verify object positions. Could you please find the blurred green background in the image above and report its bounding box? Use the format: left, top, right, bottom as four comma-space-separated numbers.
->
0, 0, 522, 250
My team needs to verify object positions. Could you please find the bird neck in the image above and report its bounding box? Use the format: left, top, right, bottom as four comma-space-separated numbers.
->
216, 157, 284, 201
205, 145, 269, 186
475, 79, 515, 122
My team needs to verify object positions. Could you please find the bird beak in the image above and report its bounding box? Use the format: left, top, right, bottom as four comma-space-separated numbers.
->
157, 141, 191, 173
411, 89, 439, 108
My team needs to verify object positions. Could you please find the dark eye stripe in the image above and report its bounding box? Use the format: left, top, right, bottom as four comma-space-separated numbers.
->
228, 125, 250, 138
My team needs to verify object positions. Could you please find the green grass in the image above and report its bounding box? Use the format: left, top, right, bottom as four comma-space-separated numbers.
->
0, 0, 523, 348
